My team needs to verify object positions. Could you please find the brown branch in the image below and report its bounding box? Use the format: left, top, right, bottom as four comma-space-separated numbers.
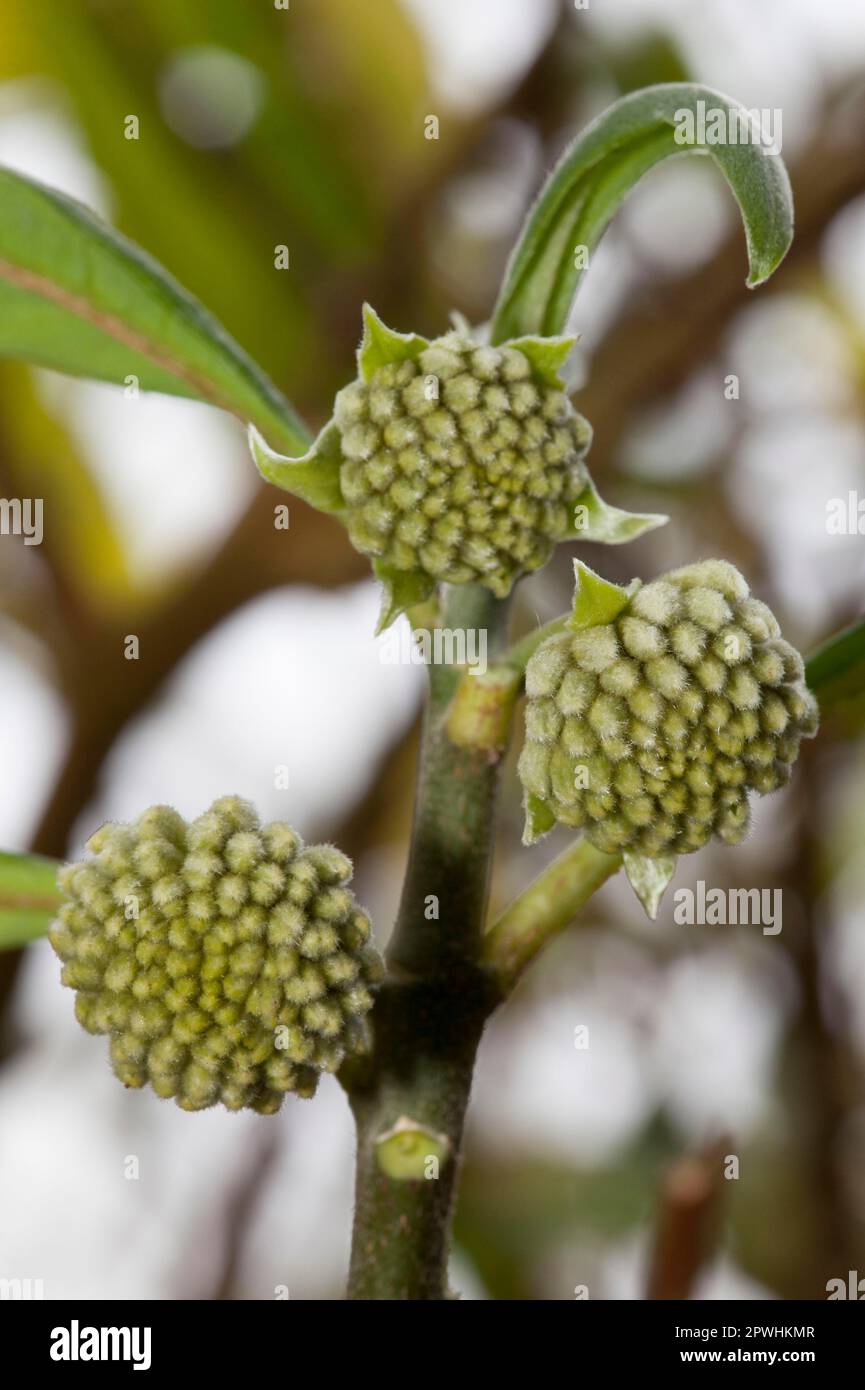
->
208, 1125, 282, 1302
647, 1137, 729, 1300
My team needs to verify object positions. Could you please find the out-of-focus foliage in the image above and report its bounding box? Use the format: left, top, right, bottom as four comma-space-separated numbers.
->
0, 363, 132, 610
807, 617, 865, 733
0, 848, 58, 947
0, 0, 452, 620
0, 0, 437, 406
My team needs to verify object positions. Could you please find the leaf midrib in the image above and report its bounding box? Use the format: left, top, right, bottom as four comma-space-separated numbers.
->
0, 254, 237, 418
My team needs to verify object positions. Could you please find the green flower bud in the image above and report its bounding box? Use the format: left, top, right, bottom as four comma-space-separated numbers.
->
333, 330, 591, 597
519, 560, 819, 856
49, 797, 383, 1114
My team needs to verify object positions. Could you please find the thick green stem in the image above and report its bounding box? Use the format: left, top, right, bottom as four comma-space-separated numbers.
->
482, 839, 622, 993
345, 583, 510, 1299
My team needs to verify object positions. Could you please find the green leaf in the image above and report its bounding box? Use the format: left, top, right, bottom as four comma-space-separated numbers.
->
0, 850, 61, 949
249, 420, 345, 512
568, 559, 639, 631
373, 561, 436, 634
522, 793, 557, 846
358, 303, 428, 382
491, 82, 794, 342
0, 166, 310, 454
805, 618, 865, 726
507, 334, 577, 387
623, 851, 677, 920
568, 477, 669, 543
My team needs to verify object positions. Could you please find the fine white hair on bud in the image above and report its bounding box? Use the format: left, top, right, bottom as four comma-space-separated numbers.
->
644, 656, 689, 700
525, 640, 571, 697
519, 559, 819, 857
620, 617, 666, 661
419, 343, 463, 379
738, 597, 780, 641
600, 658, 640, 696
49, 798, 382, 1114
670, 559, 749, 600
669, 621, 707, 666
684, 587, 732, 632
629, 581, 680, 626
569, 624, 619, 673
556, 667, 596, 716
525, 698, 563, 745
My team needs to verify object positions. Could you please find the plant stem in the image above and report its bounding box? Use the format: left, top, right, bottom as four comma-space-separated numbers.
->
482, 839, 622, 993
441, 610, 572, 754
345, 582, 510, 1299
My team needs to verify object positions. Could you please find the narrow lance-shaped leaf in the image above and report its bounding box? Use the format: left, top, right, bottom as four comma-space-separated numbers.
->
491, 82, 794, 343
0, 166, 310, 454
0, 850, 61, 949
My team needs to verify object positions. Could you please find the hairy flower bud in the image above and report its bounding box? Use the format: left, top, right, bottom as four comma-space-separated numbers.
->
519, 560, 819, 856
333, 330, 592, 597
49, 797, 383, 1113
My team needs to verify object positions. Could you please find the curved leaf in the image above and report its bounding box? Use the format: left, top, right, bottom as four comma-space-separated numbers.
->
0, 850, 61, 949
491, 83, 794, 343
0, 166, 310, 454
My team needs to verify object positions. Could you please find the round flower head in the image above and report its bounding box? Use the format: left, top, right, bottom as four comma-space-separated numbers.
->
333, 329, 592, 597
518, 560, 819, 857
49, 797, 383, 1114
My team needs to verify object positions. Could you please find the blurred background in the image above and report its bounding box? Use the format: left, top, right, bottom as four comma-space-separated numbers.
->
0, 0, 864, 1301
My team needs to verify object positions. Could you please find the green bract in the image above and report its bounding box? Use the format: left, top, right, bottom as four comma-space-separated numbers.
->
519, 560, 819, 857
49, 797, 383, 1114
250, 305, 667, 630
